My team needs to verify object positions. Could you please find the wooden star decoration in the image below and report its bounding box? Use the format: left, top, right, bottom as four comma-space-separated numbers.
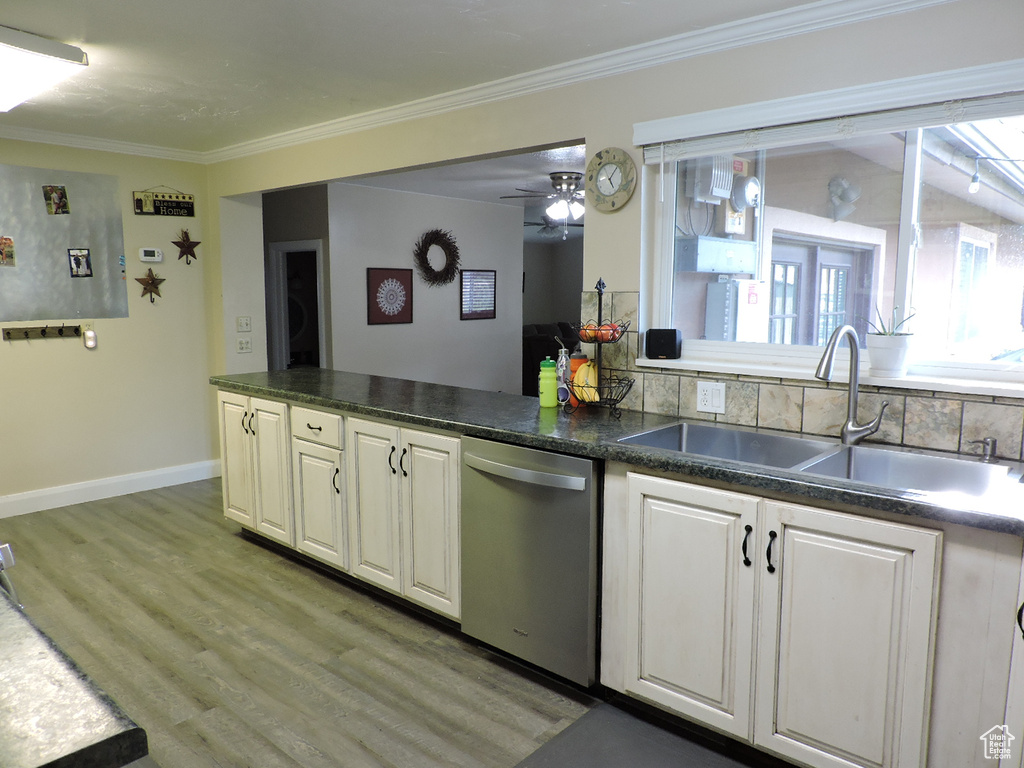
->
135, 268, 165, 303
172, 229, 201, 264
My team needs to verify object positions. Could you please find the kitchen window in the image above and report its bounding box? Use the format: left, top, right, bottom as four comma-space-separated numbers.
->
638, 90, 1024, 387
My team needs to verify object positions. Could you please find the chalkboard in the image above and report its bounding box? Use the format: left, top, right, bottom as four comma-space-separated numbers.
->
0, 163, 127, 322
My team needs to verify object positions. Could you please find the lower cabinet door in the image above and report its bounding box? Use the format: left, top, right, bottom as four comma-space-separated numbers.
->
251, 398, 293, 546
624, 474, 759, 740
346, 418, 402, 591
293, 438, 346, 569
218, 391, 254, 528
401, 430, 460, 619
754, 501, 941, 768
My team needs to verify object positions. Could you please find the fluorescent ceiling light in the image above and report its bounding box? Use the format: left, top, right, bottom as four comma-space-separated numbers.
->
0, 25, 88, 112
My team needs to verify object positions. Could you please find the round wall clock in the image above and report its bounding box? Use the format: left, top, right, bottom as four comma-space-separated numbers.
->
585, 147, 637, 212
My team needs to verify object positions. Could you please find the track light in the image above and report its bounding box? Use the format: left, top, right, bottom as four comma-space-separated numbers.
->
969, 158, 981, 194
0, 26, 88, 112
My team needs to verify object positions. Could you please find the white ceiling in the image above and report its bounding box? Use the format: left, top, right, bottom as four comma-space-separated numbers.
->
0, 1, 943, 235
2, 0, 847, 155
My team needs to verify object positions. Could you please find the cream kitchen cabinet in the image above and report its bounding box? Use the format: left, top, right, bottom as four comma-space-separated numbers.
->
345, 417, 460, 619
291, 406, 346, 570
217, 391, 293, 546
614, 472, 941, 768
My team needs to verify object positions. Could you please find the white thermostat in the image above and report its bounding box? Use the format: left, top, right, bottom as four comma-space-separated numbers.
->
139, 248, 163, 262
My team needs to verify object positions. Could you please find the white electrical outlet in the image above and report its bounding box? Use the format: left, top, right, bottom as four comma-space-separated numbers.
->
696, 380, 726, 414
237, 338, 252, 354
236, 315, 252, 333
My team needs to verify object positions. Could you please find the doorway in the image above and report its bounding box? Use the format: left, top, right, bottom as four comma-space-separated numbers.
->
267, 239, 327, 370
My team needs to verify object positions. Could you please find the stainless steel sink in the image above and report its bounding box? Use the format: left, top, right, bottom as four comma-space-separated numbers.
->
797, 445, 1011, 495
618, 422, 835, 469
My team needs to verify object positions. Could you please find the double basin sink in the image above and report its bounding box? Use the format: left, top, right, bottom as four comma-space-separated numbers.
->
618, 421, 1014, 496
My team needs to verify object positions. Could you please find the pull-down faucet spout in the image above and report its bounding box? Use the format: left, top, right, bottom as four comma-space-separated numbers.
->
815, 325, 888, 446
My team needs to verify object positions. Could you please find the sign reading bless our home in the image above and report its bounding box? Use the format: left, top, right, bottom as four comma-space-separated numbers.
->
132, 191, 195, 217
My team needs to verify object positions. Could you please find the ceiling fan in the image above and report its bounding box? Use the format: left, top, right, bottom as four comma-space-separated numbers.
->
524, 214, 584, 240
503, 171, 585, 240
502, 171, 586, 220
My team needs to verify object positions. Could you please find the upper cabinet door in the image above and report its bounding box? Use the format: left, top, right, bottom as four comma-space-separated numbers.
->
755, 501, 941, 768
623, 474, 760, 740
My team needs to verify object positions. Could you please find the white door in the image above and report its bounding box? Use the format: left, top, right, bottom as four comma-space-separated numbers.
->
251, 398, 293, 546
293, 438, 346, 569
401, 430, 460, 619
347, 418, 401, 591
624, 474, 759, 739
218, 391, 254, 528
755, 501, 941, 768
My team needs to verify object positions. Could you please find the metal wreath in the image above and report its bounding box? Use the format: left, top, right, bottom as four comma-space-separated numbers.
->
413, 228, 460, 286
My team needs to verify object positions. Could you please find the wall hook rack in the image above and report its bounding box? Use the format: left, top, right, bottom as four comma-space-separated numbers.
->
3, 324, 82, 341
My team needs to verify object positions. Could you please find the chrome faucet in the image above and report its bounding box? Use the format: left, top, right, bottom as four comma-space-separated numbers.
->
815, 325, 888, 445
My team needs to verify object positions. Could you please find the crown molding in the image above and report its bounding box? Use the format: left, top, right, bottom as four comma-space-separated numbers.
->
0, 0, 957, 164
0, 124, 206, 163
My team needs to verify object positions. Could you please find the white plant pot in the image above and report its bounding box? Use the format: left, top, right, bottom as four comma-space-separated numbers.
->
866, 333, 911, 377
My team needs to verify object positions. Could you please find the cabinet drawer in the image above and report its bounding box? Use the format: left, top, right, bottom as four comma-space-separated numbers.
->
291, 406, 343, 448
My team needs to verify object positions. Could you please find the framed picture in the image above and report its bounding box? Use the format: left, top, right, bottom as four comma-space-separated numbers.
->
367, 268, 413, 324
68, 248, 92, 278
461, 269, 496, 320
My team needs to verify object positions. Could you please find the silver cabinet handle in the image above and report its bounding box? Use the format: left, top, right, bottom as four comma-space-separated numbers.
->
464, 452, 586, 491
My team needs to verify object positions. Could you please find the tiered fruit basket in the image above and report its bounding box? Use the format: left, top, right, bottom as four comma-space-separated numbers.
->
565, 279, 634, 418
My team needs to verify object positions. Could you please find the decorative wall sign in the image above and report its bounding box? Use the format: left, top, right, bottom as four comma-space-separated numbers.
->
413, 228, 460, 286
367, 268, 413, 324
42, 185, 70, 215
135, 268, 165, 303
461, 269, 496, 320
0, 236, 14, 267
68, 249, 92, 278
172, 229, 200, 264
133, 190, 195, 217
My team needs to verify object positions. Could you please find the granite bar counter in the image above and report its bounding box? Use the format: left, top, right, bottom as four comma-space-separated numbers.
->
211, 369, 1024, 537
0, 589, 148, 768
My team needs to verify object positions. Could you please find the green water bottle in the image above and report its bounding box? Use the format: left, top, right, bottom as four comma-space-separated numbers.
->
538, 357, 558, 408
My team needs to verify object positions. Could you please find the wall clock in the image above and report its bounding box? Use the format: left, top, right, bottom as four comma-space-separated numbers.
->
585, 147, 637, 212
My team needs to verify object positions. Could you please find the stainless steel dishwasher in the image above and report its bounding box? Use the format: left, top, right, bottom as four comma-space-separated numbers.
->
460, 436, 598, 687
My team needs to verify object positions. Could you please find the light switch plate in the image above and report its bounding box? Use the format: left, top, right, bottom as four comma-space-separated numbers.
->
697, 381, 726, 414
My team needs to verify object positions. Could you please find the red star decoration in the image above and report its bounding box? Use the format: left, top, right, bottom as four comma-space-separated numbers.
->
173, 229, 201, 264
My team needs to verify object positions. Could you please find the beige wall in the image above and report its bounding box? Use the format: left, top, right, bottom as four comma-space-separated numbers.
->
0, 141, 213, 509
3, 0, 1023, 509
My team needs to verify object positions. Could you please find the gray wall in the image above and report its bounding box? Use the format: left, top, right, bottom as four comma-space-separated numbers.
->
327, 183, 524, 393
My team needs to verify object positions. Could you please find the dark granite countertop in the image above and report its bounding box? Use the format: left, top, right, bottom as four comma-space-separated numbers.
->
211, 369, 1024, 537
0, 590, 148, 768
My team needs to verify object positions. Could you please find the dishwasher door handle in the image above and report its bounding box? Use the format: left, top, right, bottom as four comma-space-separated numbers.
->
464, 452, 587, 491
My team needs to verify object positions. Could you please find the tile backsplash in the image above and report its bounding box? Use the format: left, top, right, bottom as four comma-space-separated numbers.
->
585, 290, 1024, 462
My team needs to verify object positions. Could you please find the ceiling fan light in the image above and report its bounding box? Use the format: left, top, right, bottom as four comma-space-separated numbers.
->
569, 200, 585, 220
0, 26, 88, 112
546, 199, 570, 220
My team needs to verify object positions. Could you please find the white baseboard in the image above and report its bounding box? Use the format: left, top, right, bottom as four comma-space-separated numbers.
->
0, 460, 222, 519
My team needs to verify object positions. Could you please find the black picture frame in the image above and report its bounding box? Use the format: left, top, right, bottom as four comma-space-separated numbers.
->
461, 269, 496, 320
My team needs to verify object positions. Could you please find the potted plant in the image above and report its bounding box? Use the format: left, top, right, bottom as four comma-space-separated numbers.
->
865, 306, 914, 377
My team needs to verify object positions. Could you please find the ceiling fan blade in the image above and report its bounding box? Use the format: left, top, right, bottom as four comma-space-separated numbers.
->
500, 193, 550, 199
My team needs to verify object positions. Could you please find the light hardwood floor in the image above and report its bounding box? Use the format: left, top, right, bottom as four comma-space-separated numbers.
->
0, 479, 596, 768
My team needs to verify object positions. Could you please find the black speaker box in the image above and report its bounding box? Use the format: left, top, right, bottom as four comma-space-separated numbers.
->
646, 329, 682, 359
